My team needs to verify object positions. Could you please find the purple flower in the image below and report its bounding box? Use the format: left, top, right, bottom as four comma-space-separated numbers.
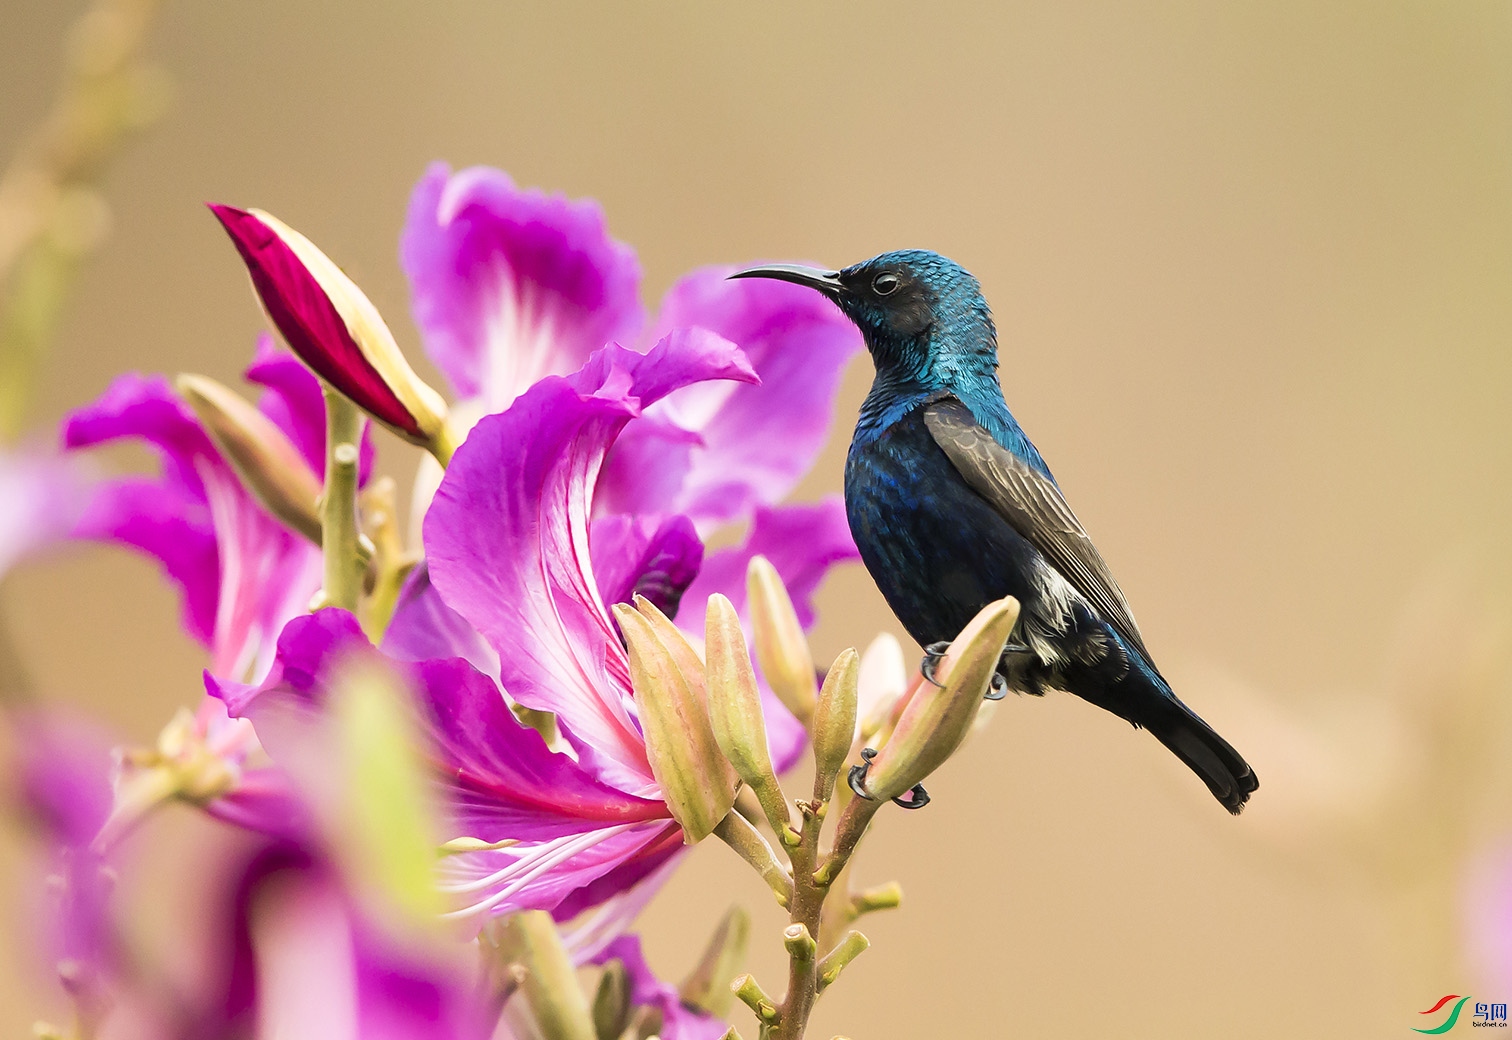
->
75, 161, 860, 941
215, 331, 857, 927
63, 336, 371, 682
402, 163, 862, 532
62, 338, 377, 837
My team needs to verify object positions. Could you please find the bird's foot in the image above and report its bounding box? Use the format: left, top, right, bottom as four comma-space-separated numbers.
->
984, 641, 1036, 701
920, 641, 951, 686
846, 747, 932, 809
892, 784, 931, 809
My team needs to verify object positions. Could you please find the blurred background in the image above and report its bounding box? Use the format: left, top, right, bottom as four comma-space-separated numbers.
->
3, 2, 1512, 1036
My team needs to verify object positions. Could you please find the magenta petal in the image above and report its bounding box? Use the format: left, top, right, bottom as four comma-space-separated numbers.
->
549, 838, 682, 927
205, 767, 312, 842
228, 845, 491, 1040
424, 333, 755, 795
209, 203, 422, 436
593, 415, 701, 521
383, 563, 499, 678
14, 710, 115, 850
590, 514, 703, 621
245, 334, 376, 483
419, 654, 671, 841
13, 711, 117, 976
426, 383, 646, 792
629, 265, 863, 528
441, 820, 682, 922
213, 610, 666, 843
64, 373, 216, 494
62, 369, 327, 672
402, 164, 645, 410
684, 497, 858, 629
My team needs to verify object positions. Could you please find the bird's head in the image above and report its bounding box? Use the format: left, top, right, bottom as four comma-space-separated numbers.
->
731, 250, 997, 382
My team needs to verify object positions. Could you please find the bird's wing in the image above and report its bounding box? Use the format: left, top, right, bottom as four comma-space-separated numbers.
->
922, 397, 1150, 659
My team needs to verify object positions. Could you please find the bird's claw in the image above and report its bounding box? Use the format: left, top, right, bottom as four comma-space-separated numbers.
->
985, 672, 1009, 701
920, 641, 951, 687
892, 784, 931, 809
847, 748, 878, 800
846, 747, 932, 809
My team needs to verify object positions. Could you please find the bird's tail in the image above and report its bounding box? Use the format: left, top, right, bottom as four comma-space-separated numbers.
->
1144, 698, 1258, 814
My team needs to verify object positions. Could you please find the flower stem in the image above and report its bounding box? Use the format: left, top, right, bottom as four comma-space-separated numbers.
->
715, 810, 794, 908
812, 795, 881, 888
320, 386, 363, 613
771, 803, 827, 1040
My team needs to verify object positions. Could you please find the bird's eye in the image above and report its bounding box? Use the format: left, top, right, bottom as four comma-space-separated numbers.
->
872, 272, 900, 296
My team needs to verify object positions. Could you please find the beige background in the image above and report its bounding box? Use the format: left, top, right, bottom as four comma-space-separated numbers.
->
4, 2, 1512, 1037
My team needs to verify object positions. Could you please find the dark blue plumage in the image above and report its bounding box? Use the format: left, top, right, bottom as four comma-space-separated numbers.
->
732, 251, 1257, 812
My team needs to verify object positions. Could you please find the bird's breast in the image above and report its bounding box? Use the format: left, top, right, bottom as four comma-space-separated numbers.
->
843, 408, 1053, 647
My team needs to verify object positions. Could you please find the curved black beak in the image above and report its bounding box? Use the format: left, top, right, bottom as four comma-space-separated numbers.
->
728, 263, 845, 299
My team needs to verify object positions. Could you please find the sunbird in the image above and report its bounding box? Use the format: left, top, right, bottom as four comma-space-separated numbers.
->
732, 251, 1258, 813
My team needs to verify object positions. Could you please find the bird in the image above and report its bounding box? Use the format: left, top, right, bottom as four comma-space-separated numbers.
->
730, 251, 1258, 813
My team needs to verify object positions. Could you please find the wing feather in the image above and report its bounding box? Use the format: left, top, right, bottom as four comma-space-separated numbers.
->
922, 397, 1150, 659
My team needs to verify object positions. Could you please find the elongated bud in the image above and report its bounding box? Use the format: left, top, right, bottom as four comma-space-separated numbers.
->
811, 649, 860, 803
705, 594, 795, 842
860, 597, 1020, 803
592, 960, 630, 1040
614, 604, 736, 842
679, 905, 751, 1017
207, 204, 457, 463
634, 594, 740, 797
174, 373, 322, 543
494, 911, 596, 1040
746, 555, 816, 723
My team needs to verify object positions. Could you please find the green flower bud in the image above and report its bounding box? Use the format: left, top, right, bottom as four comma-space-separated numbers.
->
860, 597, 1020, 803
593, 959, 631, 1040
175, 373, 323, 544
746, 555, 816, 724
811, 649, 860, 803
704, 593, 795, 841
613, 603, 736, 842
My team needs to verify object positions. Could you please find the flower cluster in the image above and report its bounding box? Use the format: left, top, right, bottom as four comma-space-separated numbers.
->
15, 162, 1017, 1040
